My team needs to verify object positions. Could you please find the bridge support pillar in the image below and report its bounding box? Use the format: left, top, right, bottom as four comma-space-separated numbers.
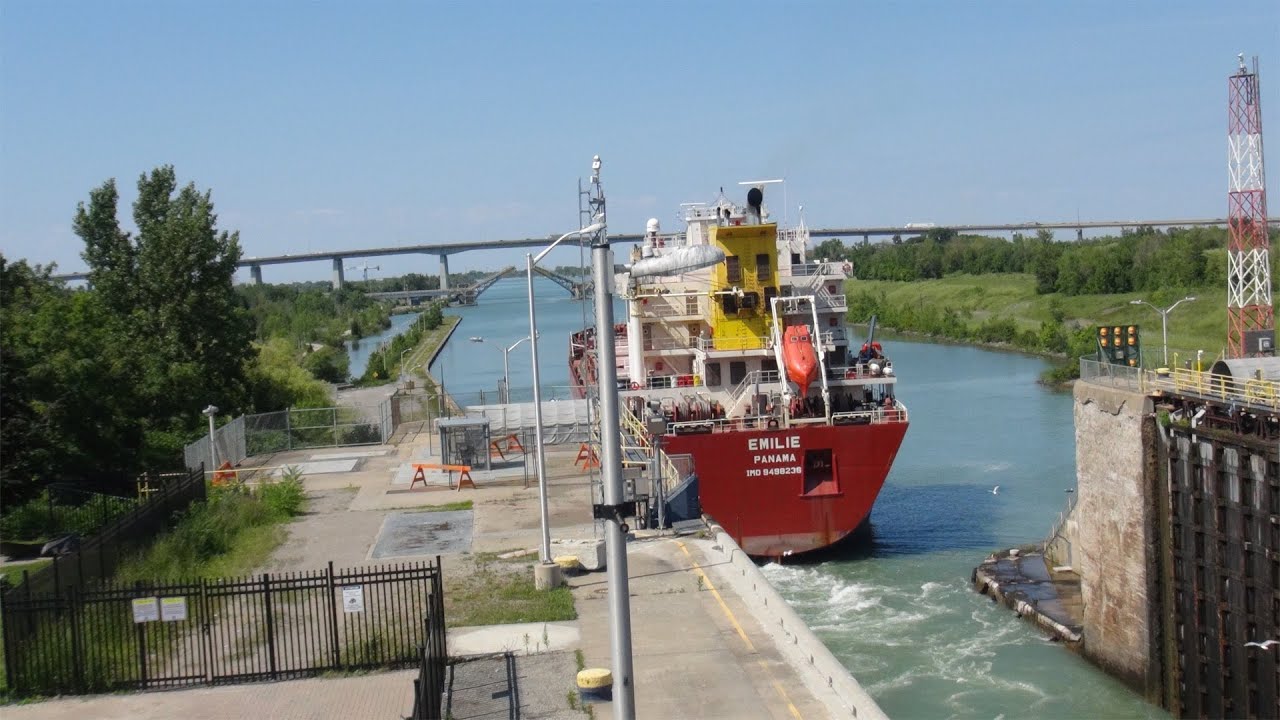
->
332, 258, 345, 290
249, 264, 263, 285
862, 233, 869, 245
439, 254, 450, 290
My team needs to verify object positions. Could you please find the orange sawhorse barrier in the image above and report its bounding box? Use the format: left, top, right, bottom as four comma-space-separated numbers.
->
575, 444, 600, 469
489, 433, 526, 460
410, 463, 475, 491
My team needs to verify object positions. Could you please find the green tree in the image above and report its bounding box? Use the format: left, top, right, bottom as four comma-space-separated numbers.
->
76, 166, 255, 429
1, 258, 144, 502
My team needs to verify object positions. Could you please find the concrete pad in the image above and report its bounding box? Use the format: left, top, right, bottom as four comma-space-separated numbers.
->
551, 537, 606, 571
307, 449, 390, 460
370, 510, 473, 558
448, 620, 580, 657
272, 459, 359, 476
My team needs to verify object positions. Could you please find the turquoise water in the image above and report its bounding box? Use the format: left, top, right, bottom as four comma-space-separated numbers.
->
396, 280, 1168, 719
429, 276, 622, 401
760, 340, 1167, 719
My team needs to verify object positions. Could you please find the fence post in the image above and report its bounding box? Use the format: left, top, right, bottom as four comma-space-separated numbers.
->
263, 573, 278, 680
135, 581, 150, 689
68, 584, 84, 692
286, 409, 293, 451
2, 586, 17, 691
327, 561, 341, 670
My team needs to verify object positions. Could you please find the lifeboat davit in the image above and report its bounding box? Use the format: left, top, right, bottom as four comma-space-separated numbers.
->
782, 324, 818, 397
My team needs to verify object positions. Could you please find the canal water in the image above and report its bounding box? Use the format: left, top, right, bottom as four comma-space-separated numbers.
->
392, 277, 1167, 719
345, 311, 421, 379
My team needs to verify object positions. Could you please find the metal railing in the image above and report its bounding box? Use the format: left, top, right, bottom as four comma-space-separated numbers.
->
1, 467, 206, 604
1079, 358, 1280, 412
411, 568, 449, 720
1, 558, 446, 698
1043, 491, 1078, 568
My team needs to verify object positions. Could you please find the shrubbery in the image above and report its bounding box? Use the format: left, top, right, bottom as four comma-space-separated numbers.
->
116, 472, 306, 581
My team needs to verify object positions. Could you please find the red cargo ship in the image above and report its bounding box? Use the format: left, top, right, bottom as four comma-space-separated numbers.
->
569, 182, 908, 558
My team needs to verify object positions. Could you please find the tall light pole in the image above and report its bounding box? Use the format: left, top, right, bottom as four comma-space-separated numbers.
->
202, 405, 219, 472
574, 155, 724, 720
470, 336, 533, 403
1131, 296, 1197, 366
399, 347, 414, 383
528, 220, 606, 571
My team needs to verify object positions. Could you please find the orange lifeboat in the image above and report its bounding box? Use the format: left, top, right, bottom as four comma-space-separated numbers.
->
782, 324, 818, 397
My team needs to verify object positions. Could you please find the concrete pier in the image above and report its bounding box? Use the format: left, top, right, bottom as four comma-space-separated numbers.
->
249, 264, 262, 285
331, 257, 345, 289
438, 253, 450, 290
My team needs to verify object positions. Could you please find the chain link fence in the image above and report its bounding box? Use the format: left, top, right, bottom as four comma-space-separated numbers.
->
182, 416, 245, 474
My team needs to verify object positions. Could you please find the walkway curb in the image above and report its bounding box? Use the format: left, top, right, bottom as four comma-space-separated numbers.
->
701, 528, 888, 720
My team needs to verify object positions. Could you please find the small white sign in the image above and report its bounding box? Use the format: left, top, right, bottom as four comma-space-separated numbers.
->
131, 597, 160, 623
342, 585, 365, 613
160, 596, 188, 622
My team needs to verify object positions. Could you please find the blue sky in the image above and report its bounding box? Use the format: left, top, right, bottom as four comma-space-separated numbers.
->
2, 1, 1277, 283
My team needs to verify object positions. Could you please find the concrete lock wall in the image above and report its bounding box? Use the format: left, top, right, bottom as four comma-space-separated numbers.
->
702, 529, 888, 720
1071, 381, 1157, 690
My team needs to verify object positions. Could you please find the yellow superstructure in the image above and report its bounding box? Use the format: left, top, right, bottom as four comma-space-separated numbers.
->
708, 223, 778, 350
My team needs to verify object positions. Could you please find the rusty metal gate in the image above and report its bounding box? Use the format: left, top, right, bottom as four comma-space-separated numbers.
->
1155, 423, 1279, 719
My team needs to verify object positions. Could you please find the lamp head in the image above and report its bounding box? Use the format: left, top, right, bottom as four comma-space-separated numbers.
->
1184, 296, 1196, 302
202, 405, 218, 417
1129, 300, 1142, 305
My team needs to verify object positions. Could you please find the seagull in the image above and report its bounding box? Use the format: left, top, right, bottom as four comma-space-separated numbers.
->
991, 485, 1000, 495
1244, 640, 1279, 650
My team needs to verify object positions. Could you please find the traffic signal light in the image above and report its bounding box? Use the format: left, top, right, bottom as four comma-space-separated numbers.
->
1097, 324, 1140, 366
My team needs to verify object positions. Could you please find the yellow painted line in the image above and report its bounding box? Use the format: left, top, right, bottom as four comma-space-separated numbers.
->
676, 541, 803, 720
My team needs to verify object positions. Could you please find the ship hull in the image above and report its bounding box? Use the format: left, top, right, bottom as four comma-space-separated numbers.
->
663, 421, 907, 558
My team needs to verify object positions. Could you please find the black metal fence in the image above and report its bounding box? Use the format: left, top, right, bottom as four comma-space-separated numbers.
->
3, 467, 206, 603
411, 572, 449, 720
1, 558, 446, 697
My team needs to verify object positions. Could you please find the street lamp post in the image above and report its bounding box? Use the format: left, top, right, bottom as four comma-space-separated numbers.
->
470, 336, 533, 403
1130, 296, 1197, 366
527, 220, 606, 572
202, 405, 219, 472
399, 347, 413, 383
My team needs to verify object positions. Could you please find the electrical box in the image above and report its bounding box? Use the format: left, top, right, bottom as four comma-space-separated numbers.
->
1097, 324, 1141, 367
1244, 329, 1276, 356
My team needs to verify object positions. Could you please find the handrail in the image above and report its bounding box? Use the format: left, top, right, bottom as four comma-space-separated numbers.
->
1079, 358, 1280, 411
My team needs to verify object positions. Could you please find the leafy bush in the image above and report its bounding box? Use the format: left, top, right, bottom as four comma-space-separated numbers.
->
258, 469, 306, 518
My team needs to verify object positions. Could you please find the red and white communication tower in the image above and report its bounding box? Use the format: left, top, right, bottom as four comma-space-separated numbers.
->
1226, 54, 1274, 358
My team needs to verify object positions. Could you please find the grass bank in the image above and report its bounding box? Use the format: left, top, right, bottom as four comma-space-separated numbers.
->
446, 550, 576, 628
845, 273, 1225, 364
114, 473, 307, 582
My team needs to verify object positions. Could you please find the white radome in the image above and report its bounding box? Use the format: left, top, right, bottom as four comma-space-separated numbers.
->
646, 218, 661, 234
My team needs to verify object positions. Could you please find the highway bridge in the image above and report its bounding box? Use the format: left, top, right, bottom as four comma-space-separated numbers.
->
49, 216, 1279, 287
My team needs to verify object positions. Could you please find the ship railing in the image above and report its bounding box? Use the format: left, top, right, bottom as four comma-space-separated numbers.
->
819, 328, 848, 345
814, 285, 847, 311
642, 299, 701, 318
644, 335, 699, 351
618, 401, 694, 497
827, 361, 895, 382
726, 370, 782, 409
783, 262, 835, 278
830, 404, 908, 425
696, 336, 775, 352
629, 374, 704, 391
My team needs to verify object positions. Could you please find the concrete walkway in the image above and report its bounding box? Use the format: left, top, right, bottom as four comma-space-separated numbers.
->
4, 410, 860, 719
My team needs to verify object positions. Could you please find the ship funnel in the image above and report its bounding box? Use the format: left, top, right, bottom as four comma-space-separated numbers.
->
746, 187, 763, 224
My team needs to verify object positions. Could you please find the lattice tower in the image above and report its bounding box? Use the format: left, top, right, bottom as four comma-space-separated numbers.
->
1227, 55, 1273, 357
